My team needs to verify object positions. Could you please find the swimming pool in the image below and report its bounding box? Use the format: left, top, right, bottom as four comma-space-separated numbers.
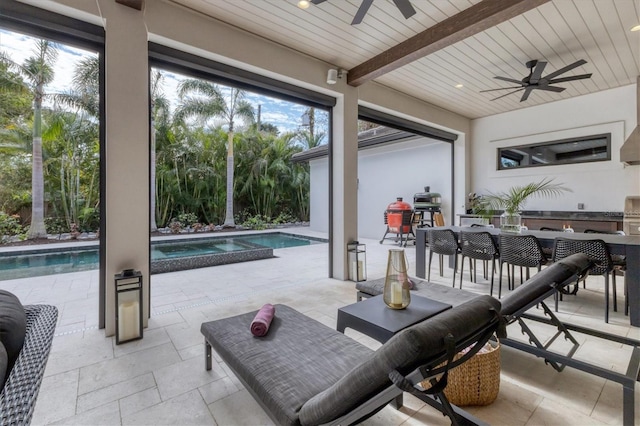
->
0, 232, 326, 280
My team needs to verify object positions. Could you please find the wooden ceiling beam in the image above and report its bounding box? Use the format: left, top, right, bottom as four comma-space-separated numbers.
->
115, 0, 144, 11
347, 0, 551, 86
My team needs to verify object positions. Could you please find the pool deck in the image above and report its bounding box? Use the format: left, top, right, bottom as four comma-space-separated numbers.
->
0, 227, 638, 425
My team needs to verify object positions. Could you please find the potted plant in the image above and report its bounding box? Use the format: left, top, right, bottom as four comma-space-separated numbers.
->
477, 178, 571, 233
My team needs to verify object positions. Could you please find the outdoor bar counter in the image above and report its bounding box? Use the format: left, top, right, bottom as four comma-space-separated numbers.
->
458, 211, 624, 233
415, 226, 640, 327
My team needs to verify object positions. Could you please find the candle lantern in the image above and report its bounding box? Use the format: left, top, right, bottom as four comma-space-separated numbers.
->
383, 249, 411, 309
347, 241, 367, 282
115, 269, 143, 344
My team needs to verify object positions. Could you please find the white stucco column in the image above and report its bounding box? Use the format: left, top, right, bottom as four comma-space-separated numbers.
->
331, 87, 359, 280
100, 0, 150, 336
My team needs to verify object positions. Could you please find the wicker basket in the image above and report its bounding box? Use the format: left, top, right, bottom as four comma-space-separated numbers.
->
421, 340, 500, 406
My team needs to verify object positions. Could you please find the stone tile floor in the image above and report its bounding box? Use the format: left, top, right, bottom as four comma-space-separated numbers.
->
1, 227, 638, 425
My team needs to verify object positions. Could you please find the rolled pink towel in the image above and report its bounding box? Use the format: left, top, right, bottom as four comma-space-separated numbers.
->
250, 304, 276, 337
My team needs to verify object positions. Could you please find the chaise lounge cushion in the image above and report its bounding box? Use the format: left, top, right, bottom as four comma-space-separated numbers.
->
201, 305, 374, 426
0, 290, 26, 385
500, 253, 592, 317
298, 295, 501, 425
0, 342, 7, 393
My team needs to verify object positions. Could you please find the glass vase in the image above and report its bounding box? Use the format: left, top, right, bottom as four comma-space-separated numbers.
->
383, 249, 411, 309
500, 211, 522, 234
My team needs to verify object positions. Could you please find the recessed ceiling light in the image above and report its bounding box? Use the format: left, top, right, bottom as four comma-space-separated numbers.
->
631, 24, 640, 32
455, 84, 464, 88
298, 0, 310, 9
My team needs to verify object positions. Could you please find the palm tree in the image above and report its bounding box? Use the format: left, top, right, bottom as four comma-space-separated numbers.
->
149, 71, 169, 231
2, 40, 59, 238
176, 81, 254, 227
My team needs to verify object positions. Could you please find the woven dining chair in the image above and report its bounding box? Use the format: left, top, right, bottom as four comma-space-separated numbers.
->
552, 237, 616, 323
459, 231, 500, 296
427, 228, 460, 287
498, 234, 548, 298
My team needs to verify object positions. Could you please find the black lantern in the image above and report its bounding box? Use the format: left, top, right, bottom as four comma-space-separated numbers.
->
115, 269, 143, 344
347, 241, 367, 282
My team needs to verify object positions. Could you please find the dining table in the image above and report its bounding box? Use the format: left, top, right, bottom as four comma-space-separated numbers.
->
415, 226, 640, 327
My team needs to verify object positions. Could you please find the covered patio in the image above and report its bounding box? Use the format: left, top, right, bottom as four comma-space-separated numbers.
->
1, 228, 638, 425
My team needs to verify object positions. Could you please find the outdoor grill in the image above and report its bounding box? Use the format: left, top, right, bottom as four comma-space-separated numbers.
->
413, 186, 442, 227
380, 197, 414, 246
413, 186, 442, 210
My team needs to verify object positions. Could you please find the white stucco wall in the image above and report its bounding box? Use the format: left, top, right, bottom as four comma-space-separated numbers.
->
471, 84, 640, 213
309, 136, 452, 239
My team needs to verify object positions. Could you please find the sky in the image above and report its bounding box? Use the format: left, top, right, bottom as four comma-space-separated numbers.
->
0, 29, 326, 136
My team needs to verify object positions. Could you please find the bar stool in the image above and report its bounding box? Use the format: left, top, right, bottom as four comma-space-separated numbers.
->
459, 231, 500, 296
427, 228, 460, 287
498, 234, 548, 298
552, 237, 616, 323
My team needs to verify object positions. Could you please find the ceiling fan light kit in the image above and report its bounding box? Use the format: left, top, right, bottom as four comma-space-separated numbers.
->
311, 0, 416, 25
481, 59, 592, 102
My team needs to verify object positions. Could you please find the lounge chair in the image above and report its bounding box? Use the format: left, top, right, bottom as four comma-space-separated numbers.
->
201, 296, 502, 426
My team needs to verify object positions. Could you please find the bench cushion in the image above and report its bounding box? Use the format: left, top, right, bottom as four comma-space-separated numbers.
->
0, 290, 26, 385
357, 277, 479, 307
200, 305, 373, 426
299, 295, 501, 425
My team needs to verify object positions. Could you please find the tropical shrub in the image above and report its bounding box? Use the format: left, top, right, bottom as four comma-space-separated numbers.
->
45, 217, 67, 236
0, 211, 24, 242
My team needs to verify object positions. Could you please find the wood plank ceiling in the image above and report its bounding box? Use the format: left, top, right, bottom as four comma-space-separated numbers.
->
169, 0, 640, 120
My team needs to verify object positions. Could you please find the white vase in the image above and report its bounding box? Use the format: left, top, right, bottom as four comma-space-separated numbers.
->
500, 211, 522, 233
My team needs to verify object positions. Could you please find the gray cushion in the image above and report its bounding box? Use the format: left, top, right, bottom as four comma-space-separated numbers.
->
500, 253, 592, 316
299, 295, 501, 425
0, 341, 7, 393
0, 290, 26, 382
201, 304, 373, 426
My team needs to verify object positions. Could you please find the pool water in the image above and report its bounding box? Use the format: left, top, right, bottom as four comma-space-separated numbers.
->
0, 232, 325, 280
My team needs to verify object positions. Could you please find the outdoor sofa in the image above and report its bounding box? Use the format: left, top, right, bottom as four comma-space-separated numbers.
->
0, 290, 58, 425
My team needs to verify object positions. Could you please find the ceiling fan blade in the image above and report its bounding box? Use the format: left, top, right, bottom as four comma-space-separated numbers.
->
494, 76, 524, 85
548, 74, 592, 84
479, 86, 523, 93
520, 87, 534, 102
544, 59, 587, 80
529, 61, 547, 84
351, 0, 374, 25
310, 0, 327, 4
393, 0, 417, 19
490, 88, 524, 101
535, 86, 566, 93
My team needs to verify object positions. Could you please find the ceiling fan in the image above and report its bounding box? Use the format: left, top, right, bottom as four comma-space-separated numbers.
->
480, 59, 592, 102
310, 0, 416, 25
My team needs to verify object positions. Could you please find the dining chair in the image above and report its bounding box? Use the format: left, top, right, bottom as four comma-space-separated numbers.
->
498, 234, 548, 298
426, 228, 460, 287
552, 237, 616, 323
459, 231, 500, 296
584, 229, 627, 315
433, 212, 445, 227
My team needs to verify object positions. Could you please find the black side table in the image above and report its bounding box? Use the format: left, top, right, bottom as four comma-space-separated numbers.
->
337, 294, 452, 343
